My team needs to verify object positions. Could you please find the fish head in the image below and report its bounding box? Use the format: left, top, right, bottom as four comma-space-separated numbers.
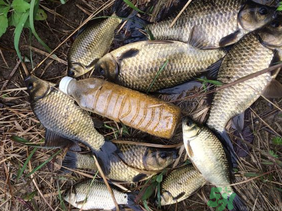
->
238, 2, 277, 32
251, 0, 279, 7
159, 191, 174, 205
144, 148, 178, 170
95, 54, 119, 81
25, 75, 51, 102
182, 118, 200, 140
68, 62, 87, 78
257, 15, 282, 48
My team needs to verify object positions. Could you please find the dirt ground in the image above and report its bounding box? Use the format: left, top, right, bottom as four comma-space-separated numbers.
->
1, 0, 282, 211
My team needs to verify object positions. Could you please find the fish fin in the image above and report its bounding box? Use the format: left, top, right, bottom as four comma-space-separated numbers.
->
44, 129, 75, 148
118, 48, 139, 61
60, 151, 77, 173
262, 79, 282, 98
147, 40, 174, 44
231, 112, 245, 132
133, 173, 148, 182
206, 59, 224, 80
186, 141, 194, 158
127, 192, 143, 211
230, 194, 248, 211
173, 192, 185, 200
95, 140, 117, 175
219, 30, 241, 47
189, 26, 216, 49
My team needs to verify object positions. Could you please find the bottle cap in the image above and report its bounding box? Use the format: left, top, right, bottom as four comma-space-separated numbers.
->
59, 76, 74, 94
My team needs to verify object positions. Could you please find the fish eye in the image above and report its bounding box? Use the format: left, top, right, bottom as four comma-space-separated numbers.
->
99, 67, 105, 76
258, 7, 268, 15
68, 69, 75, 77
186, 119, 194, 127
28, 82, 34, 90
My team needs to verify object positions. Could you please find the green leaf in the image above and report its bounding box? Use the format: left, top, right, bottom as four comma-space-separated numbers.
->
141, 183, 156, 201
146, 60, 168, 93
29, 0, 51, 52
17, 147, 38, 181
24, 190, 37, 200
197, 78, 223, 86
244, 172, 260, 177
0, 0, 9, 6
123, 0, 145, 14
60, 0, 66, 4
0, 4, 11, 17
156, 173, 163, 183
0, 15, 8, 37
35, 8, 47, 20
12, 0, 30, 12
272, 136, 282, 145
143, 200, 150, 211
9, 11, 23, 27
11, 135, 29, 143
269, 150, 279, 158
14, 12, 29, 60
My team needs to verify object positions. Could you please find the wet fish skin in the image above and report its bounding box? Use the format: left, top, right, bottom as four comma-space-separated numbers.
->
207, 16, 282, 133
68, 14, 122, 77
96, 40, 226, 92
116, 142, 178, 171
64, 179, 140, 210
160, 165, 206, 206
25, 75, 116, 174
147, 0, 276, 49
251, 0, 279, 7
182, 118, 232, 194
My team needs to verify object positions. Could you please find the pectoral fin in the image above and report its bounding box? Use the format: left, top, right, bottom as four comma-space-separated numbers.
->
184, 141, 194, 158
44, 129, 75, 148
189, 26, 217, 49
219, 30, 241, 47
262, 79, 282, 98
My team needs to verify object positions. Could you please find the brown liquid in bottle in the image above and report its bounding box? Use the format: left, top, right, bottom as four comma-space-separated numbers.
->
66, 78, 181, 139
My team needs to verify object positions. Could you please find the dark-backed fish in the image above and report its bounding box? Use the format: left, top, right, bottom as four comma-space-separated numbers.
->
96, 40, 226, 92
147, 0, 276, 49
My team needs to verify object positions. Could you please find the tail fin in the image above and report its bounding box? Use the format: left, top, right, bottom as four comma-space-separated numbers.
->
95, 140, 117, 175
60, 151, 78, 173
127, 192, 143, 211
230, 194, 248, 211
113, 0, 131, 18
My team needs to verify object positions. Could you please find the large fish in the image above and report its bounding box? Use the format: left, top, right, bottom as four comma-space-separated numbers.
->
147, 0, 276, 49
25, 75, 116, 174
182, 118, 245, 210
207, 16, 282, 134
251, 0, 280, 7
68, 14, 122, 77
62, 141, 177, 182
64, 179, 141, 210
95, 40, 226, 92
160, 165, 206, 206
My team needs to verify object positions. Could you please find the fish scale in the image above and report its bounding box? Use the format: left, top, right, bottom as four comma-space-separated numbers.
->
96, 40, 226, 92
207, 33, 274, 133
33, 89, 105, 150
160, 165, 206, 205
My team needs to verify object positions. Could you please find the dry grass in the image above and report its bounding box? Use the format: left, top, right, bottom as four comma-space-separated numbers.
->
1, 0, 282, 211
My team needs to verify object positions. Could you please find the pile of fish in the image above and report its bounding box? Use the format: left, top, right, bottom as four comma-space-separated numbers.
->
24, 0, 282, 210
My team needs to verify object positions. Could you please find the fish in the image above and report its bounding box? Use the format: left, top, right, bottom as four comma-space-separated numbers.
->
59, 77, 181, 139
116, 141, 178, 171
182, 118, 246, 210
251, 0, 280, 7
25, 75, 116, 174
207, 16, 282, 134
64, 179, 142, 210
68, 14, 122, 77
62, 140, 178, 182
159, 165, 206, 206
95, 40, 226, 92
147, 0, 276, 49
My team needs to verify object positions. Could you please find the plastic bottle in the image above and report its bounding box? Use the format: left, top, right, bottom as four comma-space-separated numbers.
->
59, 77, 181, 139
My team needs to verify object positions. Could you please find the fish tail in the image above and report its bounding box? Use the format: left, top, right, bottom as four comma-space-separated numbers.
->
95, 140, 117, 175
127, 192, 142, 211
113, 0, 131, 18
60, 150, 78, 173
230, 194, 248, 211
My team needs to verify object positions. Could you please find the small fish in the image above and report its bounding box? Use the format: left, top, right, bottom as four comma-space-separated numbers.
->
62, 140, 178, 182
116, 141, 178, 171
160, 165, 206, 206
96, 40, 226, 92
147, 0, 276, 49
68, 14, 122, 77
64, 179, 141, 210
182, 118, 246, 210
25, 75, 116, 174
207, 15, 282, 134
